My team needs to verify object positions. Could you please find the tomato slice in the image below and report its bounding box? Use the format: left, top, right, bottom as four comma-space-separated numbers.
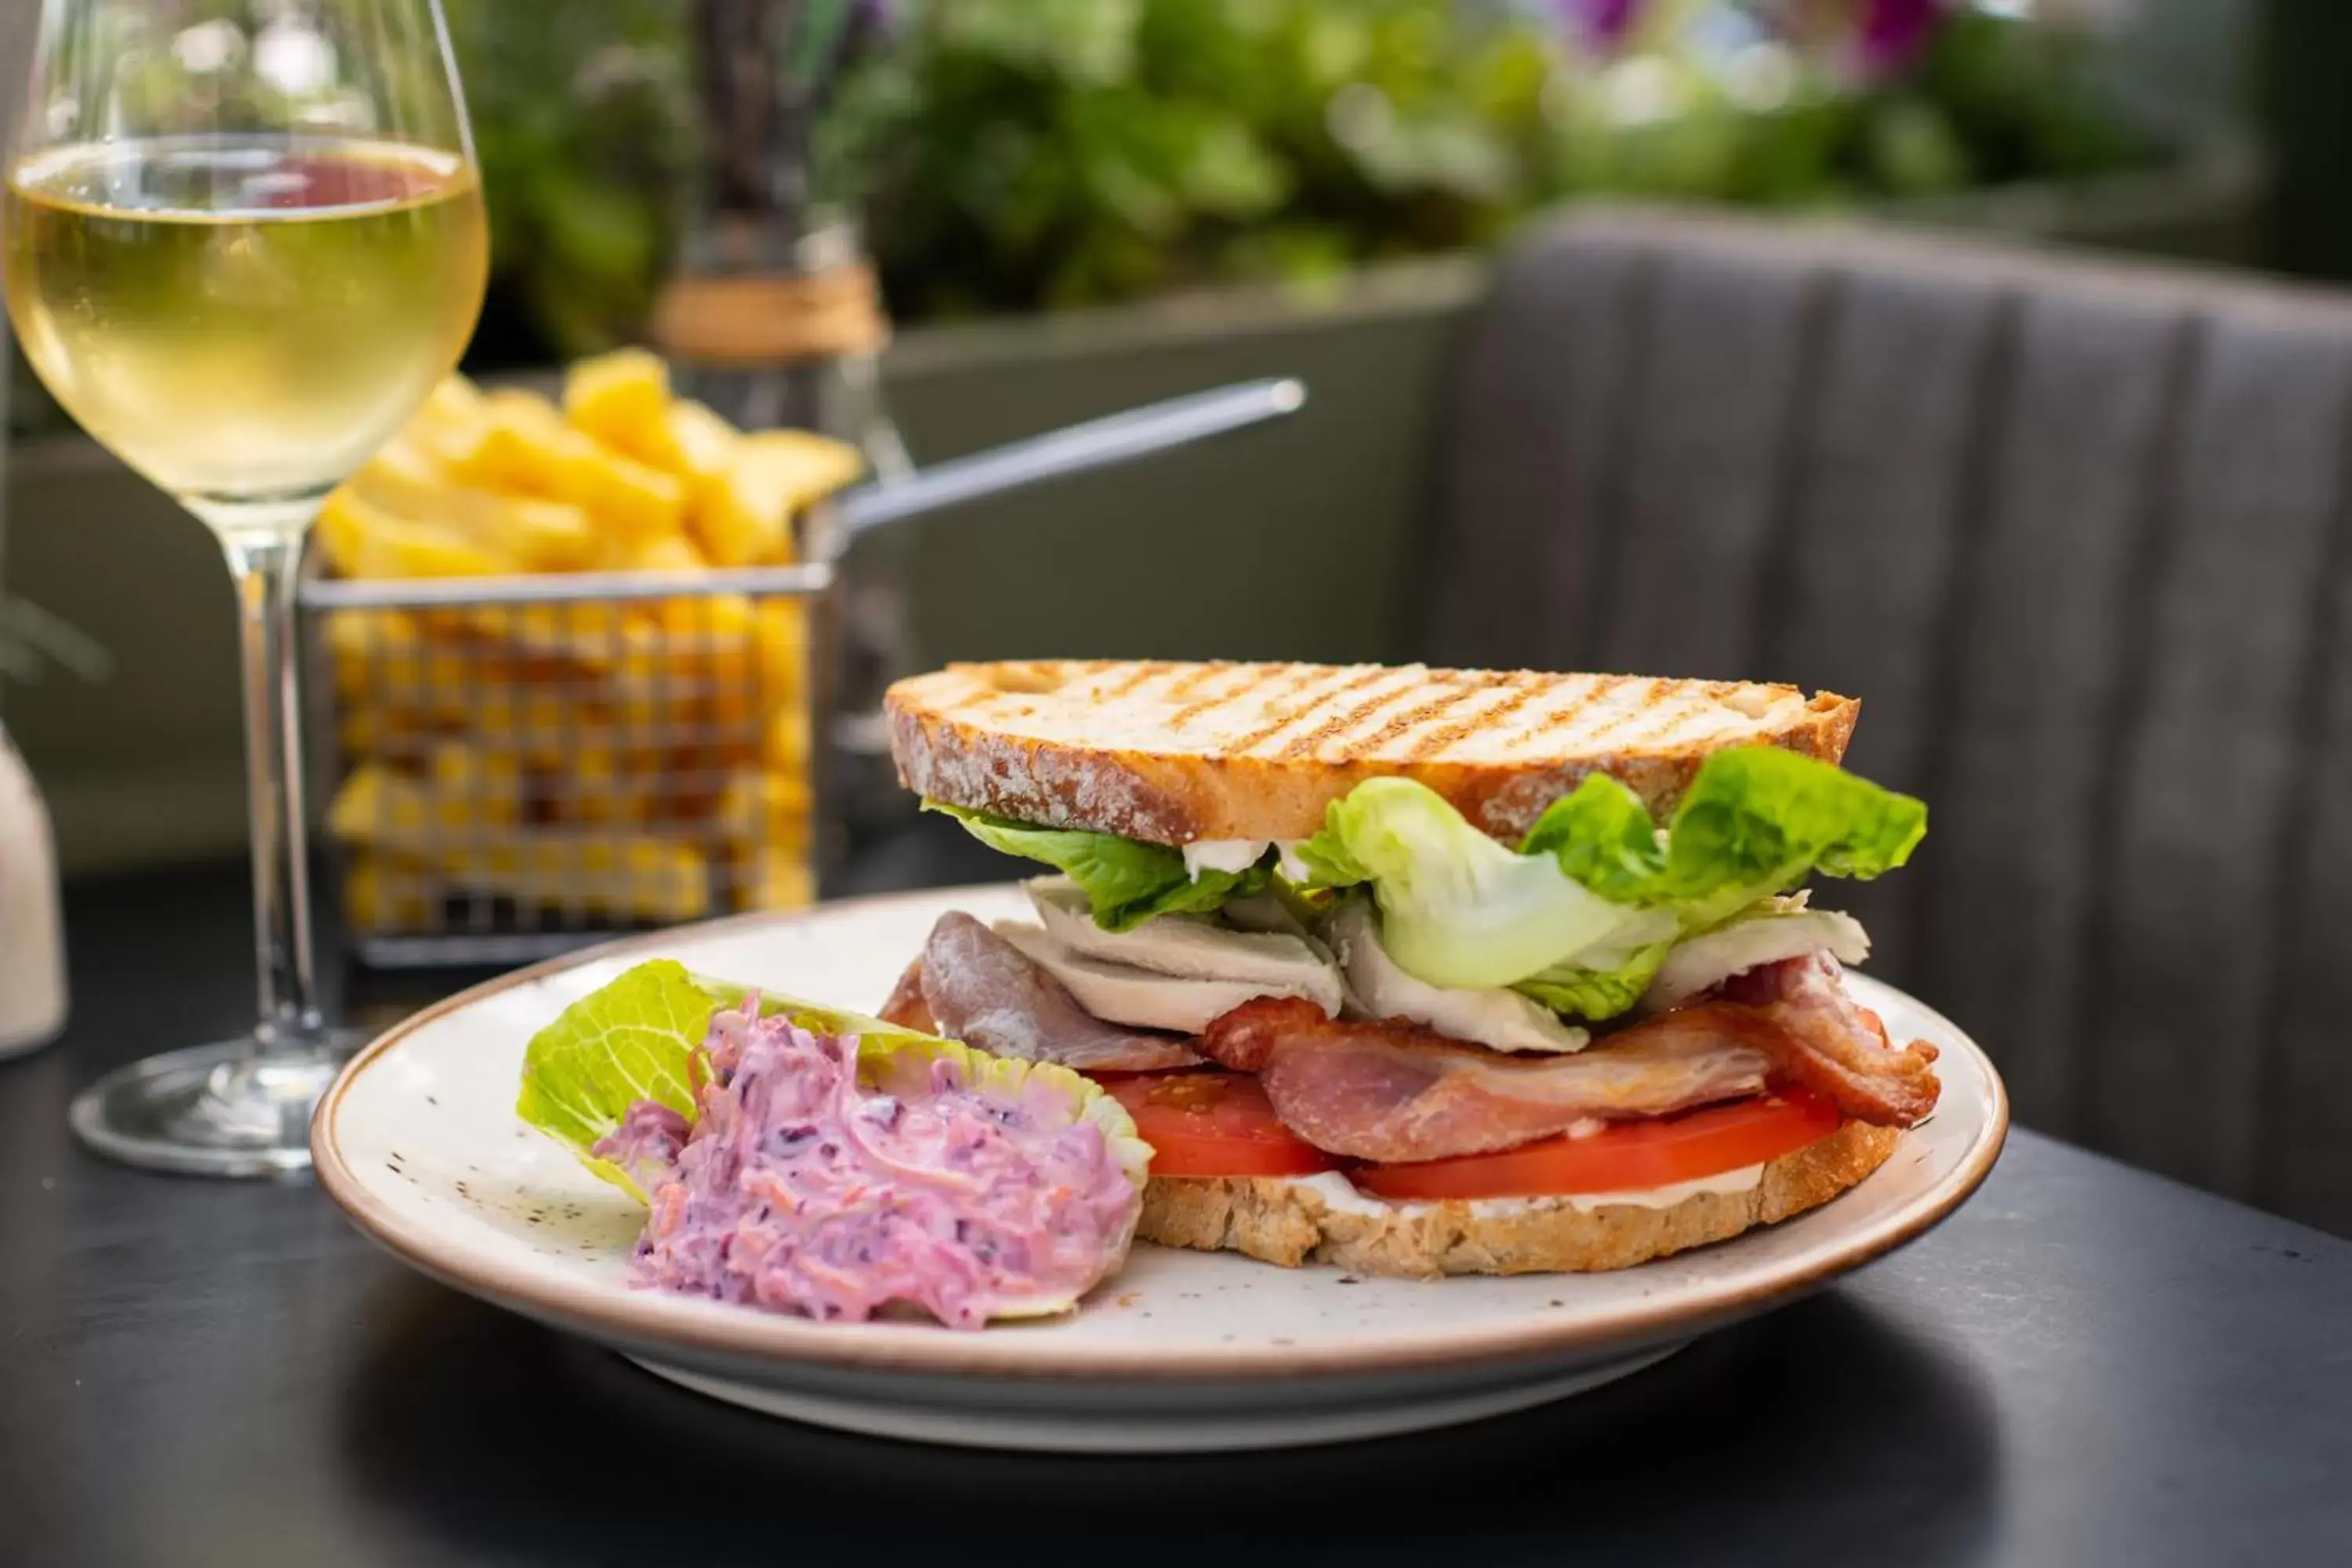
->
1352, 1091, 1846, 1203
1101, 1072, 1341, 1178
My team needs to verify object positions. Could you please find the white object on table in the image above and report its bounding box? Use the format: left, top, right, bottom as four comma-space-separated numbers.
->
0, 719, 66, 1057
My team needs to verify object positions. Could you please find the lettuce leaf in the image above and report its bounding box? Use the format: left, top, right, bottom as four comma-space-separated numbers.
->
1294, 778, 1663, 989
1512, 942, 1674, 1022
1659, 746, 1924, 911
1516, 748, 1926, 929
1515, 773, 1666, 903
515, 959, 716, 1200
925, 800, 1269, 929
1294, 750, 1922, 1004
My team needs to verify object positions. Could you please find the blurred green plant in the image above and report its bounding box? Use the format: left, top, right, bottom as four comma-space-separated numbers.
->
843, 0, 2157, 319
839, 0, 1567, 317
2, 0, 2166, 422
441, 0, 699, 361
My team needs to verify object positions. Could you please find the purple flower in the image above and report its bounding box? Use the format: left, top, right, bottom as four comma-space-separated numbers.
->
1854, 0, 1950, 77
1557, 0, 1646, 55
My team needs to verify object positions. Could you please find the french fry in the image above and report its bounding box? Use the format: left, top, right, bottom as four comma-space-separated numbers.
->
324, 608, 425, 703
353, 437, 599, 571
436, 389, 688, 550
752, 599, 809, 702
451, 601, 632, 673
452, 837, 711, 924
336, 703, 435, 764
762, 706, 811, 775
318, 489, 518, 579
665, 398, 740, 490
627, 532, 706, 575
717, 769, 815, 858
564, 349, 685, 470
327, 749, 521, 840
342, 853, 441, 932
539, 744, 659, 826
694, 429, 862, 567
426, 742, 525, 828
414, 372, 487, 434
330, 763, 710, 923
737, 845, 815, 911
621, 534, 765, 666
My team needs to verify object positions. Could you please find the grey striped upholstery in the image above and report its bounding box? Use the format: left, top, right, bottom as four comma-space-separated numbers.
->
1421, 210, 2352, 1236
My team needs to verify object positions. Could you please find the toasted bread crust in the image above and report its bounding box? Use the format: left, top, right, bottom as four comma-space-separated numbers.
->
1133, 1122, 1900, 1278
887, 661, 1857, 844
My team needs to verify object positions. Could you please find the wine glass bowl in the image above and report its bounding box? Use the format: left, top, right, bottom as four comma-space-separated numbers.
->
2, 0, 486, 1175
4, 134, 486, 539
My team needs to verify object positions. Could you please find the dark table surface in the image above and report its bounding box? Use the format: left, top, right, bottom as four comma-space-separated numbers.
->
5, 828, 2351, 1568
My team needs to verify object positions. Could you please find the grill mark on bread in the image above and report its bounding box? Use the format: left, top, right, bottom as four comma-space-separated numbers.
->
1412, 672, 1552, 757
1572, 677, 1677, 746
1194, 665, 1324, 750
1273, 668, 1428, 759
1101, 661, 1178, 700
1162, 660, 1236, 701
1501, 674, 1621, 750
1364, 682, 1489, 758
1167, 662, 1272, 730
1226, 666, 1386, 754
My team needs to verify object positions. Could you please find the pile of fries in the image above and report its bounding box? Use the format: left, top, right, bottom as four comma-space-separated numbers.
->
317, 350, 862, 940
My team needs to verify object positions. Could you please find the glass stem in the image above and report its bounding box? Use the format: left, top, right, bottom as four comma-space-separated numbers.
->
220, 531, 326, 1053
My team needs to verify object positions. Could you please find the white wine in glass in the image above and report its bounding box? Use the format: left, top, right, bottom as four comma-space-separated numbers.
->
2, 0, 488, 1174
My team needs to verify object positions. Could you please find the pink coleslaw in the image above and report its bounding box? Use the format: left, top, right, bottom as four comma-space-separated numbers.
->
592, 1000, 1140, 1329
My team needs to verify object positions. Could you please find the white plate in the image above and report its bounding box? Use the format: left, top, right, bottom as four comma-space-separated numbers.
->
314, 884, 2007, 1453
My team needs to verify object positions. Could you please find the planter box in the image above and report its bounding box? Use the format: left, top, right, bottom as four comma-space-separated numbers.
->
1, 125, 2270, 873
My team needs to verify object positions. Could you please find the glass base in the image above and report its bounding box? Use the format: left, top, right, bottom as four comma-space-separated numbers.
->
69, 1029, 368, 1178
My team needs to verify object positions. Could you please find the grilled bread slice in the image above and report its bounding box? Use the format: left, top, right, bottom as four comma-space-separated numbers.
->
886, 660, 1858, 844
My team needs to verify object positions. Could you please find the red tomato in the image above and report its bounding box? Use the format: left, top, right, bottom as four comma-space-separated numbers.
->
1101, 1072, 1341, 1178
1352, 1091, 1846, 1203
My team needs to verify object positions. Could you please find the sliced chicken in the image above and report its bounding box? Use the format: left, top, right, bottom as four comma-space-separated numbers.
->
1642, 905, 1871, 1013
993, 920, 1333, 1034
913, 912, 1203, 1073
1025, 878, 1343, 1004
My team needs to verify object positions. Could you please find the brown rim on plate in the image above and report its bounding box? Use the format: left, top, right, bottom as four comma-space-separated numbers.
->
312, 883, 2010, 1381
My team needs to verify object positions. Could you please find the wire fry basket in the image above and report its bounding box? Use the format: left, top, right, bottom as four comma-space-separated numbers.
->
300, 559, 832, 968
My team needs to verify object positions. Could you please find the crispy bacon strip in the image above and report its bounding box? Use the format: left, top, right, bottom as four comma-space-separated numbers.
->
1198, 956, 1940, 1163
1715, 954, 1941, 1127
1200, 998, 1775, 1163
913, 912, 1204, 1073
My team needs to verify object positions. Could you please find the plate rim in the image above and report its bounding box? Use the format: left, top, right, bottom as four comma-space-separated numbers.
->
313, 883, 2010, 1381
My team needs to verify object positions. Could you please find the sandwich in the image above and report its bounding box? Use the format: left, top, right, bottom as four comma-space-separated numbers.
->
876, 659, 1940, 1280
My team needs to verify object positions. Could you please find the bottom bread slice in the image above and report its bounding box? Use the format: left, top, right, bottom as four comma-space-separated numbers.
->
1135, 1121, 1901, 1279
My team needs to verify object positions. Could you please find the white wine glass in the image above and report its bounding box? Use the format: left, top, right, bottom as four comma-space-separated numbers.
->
3, 0, 488, 1174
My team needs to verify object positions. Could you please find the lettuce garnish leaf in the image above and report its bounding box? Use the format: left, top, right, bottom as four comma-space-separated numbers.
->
924, 800, 1269, 930
514, 959, 713, 1200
